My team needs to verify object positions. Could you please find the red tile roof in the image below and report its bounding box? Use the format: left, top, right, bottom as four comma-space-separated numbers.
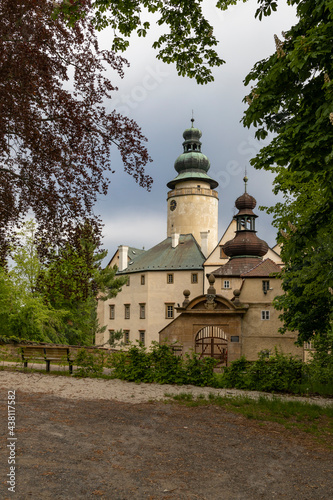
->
240, 258, 282, 277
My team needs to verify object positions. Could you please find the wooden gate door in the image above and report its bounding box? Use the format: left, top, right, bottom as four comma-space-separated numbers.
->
195, 326, 228, 366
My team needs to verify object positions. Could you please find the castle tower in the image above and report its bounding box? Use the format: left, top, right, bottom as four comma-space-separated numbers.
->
166, 119, 219, 256
223, 175, 269, 261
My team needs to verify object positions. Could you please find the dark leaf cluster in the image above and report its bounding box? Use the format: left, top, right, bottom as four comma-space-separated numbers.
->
0, 0, 152, 259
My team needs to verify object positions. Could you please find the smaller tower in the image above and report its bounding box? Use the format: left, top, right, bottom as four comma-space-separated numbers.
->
223, 176, 269, 260
167, 119, 219, 256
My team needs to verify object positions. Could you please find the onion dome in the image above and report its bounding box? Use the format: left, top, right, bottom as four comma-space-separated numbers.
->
223, 232, 268, 258
222, 178, 269, 259
167, 118, 218, 189
235, 192, 257, 211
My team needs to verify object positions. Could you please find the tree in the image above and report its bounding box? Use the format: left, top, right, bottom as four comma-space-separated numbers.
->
0, 0, 152, 261
57, 0, 225, 84
241, 0, 333, 343
0, 222, 66, 343
0, 221, 127, 344
37, 223, 128, 344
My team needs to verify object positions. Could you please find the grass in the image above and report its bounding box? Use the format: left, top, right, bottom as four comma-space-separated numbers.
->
163, 392, 333, 447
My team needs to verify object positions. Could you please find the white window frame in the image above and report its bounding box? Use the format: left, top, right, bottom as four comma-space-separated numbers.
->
261, 310, 270, 320
165, 303, 174, 319
223, 280, 230, 289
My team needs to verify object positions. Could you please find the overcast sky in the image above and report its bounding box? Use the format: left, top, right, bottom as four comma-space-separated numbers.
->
95, 0, 298, 261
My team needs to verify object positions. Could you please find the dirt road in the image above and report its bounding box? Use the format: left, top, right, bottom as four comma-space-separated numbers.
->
1, 384, 332, 499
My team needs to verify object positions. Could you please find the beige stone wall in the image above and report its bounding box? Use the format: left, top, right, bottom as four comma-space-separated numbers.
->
167, 181, 218, 255
239, 278, 301, 360
160, 310, 243, 364
98, 269, 204, 347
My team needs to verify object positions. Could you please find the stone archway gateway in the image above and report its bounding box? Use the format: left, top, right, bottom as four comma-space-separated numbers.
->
195, 326, 228, 366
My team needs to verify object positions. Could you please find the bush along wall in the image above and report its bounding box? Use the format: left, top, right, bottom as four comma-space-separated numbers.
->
108, 341, 218, 387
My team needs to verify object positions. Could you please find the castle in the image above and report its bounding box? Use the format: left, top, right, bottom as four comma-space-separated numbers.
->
97, 120, 302, 364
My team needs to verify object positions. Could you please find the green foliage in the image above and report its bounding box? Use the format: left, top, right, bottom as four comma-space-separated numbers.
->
57, 0, 225, 84
221, 349, 304, 392
74, 348, 106, 377
166, 392, 333, 445
108, 329, 124, 348
109, 341, 217, 386
241, 0, 333, 342
219, 356, 251, 389
0, 220, 125, 345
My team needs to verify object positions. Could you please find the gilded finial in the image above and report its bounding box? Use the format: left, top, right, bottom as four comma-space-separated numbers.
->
243, 167, 248, 193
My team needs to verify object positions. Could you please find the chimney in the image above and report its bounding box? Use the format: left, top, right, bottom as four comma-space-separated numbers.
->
118, 245, 129, 271
171, 233, 179, 248
200, 231, 209, 257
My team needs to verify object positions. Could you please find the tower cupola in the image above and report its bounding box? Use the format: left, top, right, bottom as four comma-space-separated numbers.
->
167, 118, 218, 189
223, 176, 268, 259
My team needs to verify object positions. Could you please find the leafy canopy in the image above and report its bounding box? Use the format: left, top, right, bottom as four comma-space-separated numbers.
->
0, 0, 152, 260
0, 221, 127, 345
241, 0, 333, 342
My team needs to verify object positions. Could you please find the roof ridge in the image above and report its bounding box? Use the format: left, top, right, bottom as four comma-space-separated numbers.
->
240, 258, 265, 276
240, 258, 281, 277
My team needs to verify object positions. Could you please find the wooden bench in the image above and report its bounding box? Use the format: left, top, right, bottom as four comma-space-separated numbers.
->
20, 346, 74, 374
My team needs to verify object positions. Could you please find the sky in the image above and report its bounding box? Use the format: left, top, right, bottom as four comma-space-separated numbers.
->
95, 0, 298, 261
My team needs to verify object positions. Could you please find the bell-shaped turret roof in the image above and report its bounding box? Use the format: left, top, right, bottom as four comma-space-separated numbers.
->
167, 119, 218, 189
222, 177, 269, 259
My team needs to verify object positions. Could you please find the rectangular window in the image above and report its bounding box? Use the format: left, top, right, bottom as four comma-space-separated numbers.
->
191, 273, 198, 284
304, 341, 314, 350
124, 304, 130, 319
165, 303, 174, 319
141, 274, 145, 285
109, 329, 115, 343
124, 330, 130, 344
109, 305, 115, 320
167, 273, 174, 284
261, 310, 270, 320
139, 330, 145, 345
126, 276, 130, 286
262, 280, 270, 294
230, 336, 239, 343
223, 280, 230, 289
139, 303, 146, 319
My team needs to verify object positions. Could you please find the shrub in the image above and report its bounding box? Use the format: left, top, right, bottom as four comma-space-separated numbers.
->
74, 348, 106, 377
